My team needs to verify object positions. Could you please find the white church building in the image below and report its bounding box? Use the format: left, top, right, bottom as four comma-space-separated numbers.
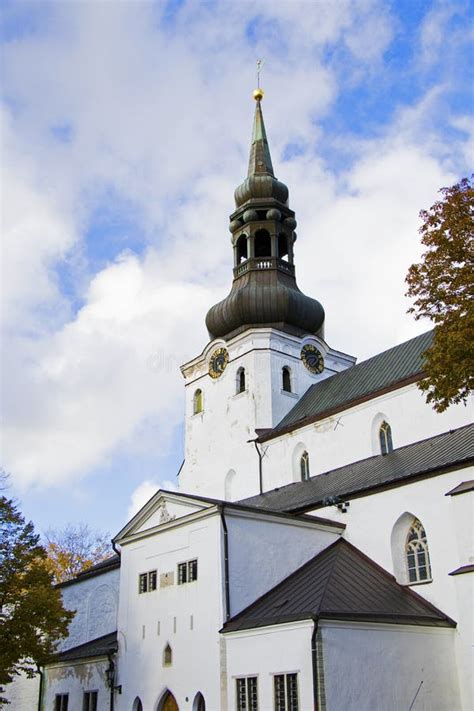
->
6, 90, 473, 711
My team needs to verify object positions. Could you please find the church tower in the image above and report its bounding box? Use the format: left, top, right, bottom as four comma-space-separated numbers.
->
179, 89, 354, 501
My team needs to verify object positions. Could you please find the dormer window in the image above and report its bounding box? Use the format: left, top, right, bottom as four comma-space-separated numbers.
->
379, 421, 393, 455
236, 367, 246, 394
282, 366, 292, 393
193, 389, 203, 415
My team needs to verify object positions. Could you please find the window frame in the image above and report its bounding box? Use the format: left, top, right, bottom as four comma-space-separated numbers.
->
236, 675, 259, 711
193, 389, 203, 415
55, 694, 69, 711
282, 366, 292, 393
273, 673, 299, 711
138, 569, 157, 594
177, 558, 198, 585
236, 367, 246, 394
82, 690, 98, 711
405, 518, 432, 584
300, 451, 310, 481
379, 421, 393, 455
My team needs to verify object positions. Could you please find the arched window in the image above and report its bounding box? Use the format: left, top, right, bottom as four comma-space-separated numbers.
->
193, 692, 206, 711
406, 519, 432, 583
282, 366, 292, 392
236, 367, 246, 394
193, 389, 203, 415
163, 643, 173, 667
132, 698, 143, 711
254, 229, 271, 257
379, 421, 393, 455
237, 234, 248, 263
300, 451, 310, 481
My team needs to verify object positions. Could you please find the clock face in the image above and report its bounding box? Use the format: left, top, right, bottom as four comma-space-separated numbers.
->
301, 344, 324, 374
209, 347, 229, 379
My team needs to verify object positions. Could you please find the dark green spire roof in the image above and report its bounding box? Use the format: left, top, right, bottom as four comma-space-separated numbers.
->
247, 98, 274, 177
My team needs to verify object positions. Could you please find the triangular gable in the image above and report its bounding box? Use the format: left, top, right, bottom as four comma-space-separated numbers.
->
113, 489, 214, 543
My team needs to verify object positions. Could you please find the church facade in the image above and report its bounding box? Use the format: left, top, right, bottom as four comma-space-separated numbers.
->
5, 91, 473, 711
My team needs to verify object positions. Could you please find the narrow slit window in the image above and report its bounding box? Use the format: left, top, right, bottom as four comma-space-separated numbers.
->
282, 367, 292, 393
237, 368, 246, 394
379, 421, 393, 455
300, 451, 310, 481
193, 389, 203, 414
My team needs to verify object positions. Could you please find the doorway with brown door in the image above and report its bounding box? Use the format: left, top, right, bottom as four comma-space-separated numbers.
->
161, 691, 179, 711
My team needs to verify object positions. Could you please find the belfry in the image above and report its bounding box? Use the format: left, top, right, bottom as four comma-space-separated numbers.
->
206, 89, 325, 340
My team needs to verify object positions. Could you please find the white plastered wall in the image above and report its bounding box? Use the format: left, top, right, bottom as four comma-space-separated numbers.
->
43, 660, 110, 711
224, 621, 315, 711
179, 328, 353, 501
260, 386, 473, 491
320, 621, 462, 711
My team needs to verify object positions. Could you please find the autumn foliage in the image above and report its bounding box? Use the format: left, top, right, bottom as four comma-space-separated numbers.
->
406, 177, 474, 412
0, 496, 74, 702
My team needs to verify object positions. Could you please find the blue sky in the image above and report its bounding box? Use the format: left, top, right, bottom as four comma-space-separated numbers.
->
1, 0, 473, 540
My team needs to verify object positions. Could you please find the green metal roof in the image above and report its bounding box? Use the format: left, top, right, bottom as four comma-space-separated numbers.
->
265, 330, 434, 439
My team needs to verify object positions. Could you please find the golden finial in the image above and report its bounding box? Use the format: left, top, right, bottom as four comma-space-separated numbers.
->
254, 59, 265, 100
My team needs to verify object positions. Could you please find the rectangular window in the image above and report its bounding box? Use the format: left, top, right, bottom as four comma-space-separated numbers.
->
236, 677, 258, 711
55, 695, 69, 711
188, 559, 198, 582
274, 674, 299, 711
177, 562, 187, 585
138, 570, 157, 593
83, 691, 98, 711
177, 559, 198, 585
148, 570, 157, 591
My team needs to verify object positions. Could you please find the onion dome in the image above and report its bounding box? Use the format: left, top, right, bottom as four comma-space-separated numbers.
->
205, 90, 325, 341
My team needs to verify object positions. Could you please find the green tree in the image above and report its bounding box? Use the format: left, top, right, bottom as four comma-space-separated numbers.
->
406, 176, 474, 412
0, 497, 74, 704
44, 523, 111, 584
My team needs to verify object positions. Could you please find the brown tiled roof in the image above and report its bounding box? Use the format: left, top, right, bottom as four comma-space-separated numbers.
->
221, 539, 456, 633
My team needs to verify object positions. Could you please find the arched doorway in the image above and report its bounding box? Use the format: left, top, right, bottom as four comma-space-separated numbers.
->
159, 691, 179, 711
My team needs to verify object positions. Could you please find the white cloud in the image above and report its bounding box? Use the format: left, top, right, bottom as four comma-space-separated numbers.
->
0, 1, 471, 497
127, 478, 178, 521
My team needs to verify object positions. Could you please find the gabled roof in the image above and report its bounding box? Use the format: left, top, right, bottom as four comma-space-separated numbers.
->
56, 632, 117, 662
261, 330, 433, 441
241, 425, 474, 514
221, 539, 456, 633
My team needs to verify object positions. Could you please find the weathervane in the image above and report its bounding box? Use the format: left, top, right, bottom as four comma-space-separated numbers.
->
254, 58, 265, 101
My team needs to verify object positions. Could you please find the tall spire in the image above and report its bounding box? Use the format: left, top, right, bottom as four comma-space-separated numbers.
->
205, 87, 325, 342
247, 95, 274, 177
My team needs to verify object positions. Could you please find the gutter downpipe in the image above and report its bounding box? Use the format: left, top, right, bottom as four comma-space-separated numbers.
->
247, 439, 264, 494
36, 664, 44, 711
220, 508, 231, 621
311, 617, 320, 711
